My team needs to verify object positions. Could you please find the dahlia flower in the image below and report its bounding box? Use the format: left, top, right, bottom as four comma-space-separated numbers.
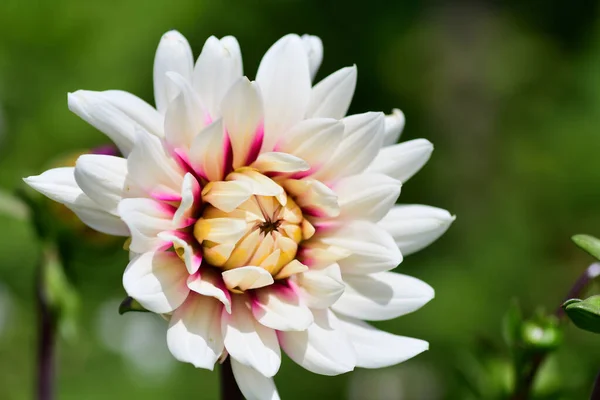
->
25, 31, 454, 399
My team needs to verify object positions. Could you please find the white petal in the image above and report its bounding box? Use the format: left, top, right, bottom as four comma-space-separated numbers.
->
231, 359, 280, 400
251, 152, 309, 174
366, 139, 433, 183
222, 267, 274, 292
274, 118, 344, 174
193, 36, 243, 119
173, 173, 200, 227
68, 90, 162, 155
295, 263, 345, 309
153, 30, 194, 114
379, 205, 455, 256
306, 66, 356, 120
24, 167, 128, 236
74, 154, 127, 215
123, 251, 189, 314
256, 34, 311, 149
221, 78, 264, 168
382, 108, 405, 146
282, 179, 339, 218
313, 112, 385, 181
223, 295, 281, 377
118, 198, 174, 253
202, 180, 253, 213
332, 272, 434, 321
167, 294, 224, 369
279, 309, 356, 376
189, 119, 228, 182
126, 128, 184, 197
187, 270, 232, 313
318, 220, 402, 274
302, 34, 323, 81
251, 284, 313, 331
157, 231, 202, 274
334, 173, 401, 222
335, 314, 428, 368
164, 72, 206, 149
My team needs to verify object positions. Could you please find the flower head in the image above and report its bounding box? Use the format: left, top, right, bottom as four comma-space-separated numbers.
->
24, 31, 454, 399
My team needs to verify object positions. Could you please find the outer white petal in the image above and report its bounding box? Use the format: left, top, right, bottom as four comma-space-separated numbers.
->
126, 128, 184, 197
278, 309, 356, 376
382, 108, 405, 146
335, 314, 429, 368
193, 36, 243, 118
164, 72, 206, 149
23, 167, 128, 235
295, 263, 345, 309
221, 78, 265, 168
122, 251, 189, 314
302, 34, 323, 81
153, 30, 194, 114
256, 34, 311, 149
334, 173, 401, 222
167, 293, 224, 369
223, 295, 281, 377
366, 138, 433, 183
317, 220, 402, 274
251, 284, 313, 331
274, 118, 344, 174
118, 198, 174, 253
74, 154, 127, 215
332, 272, 434, 321
231, 359, 280, 400
313, 112, 385, 181
189, 119, 228, 182
306, 66, 357, 120
172, 173, 200, 227
68, 90, 162, 155
379, 205, 455, 256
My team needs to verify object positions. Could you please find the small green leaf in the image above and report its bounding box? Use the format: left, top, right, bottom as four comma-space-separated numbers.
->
572, 234, 600, 260
118, 296, 149, 315
563, 295, 600, 334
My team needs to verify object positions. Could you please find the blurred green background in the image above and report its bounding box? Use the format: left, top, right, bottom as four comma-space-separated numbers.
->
1, 0, 600, 399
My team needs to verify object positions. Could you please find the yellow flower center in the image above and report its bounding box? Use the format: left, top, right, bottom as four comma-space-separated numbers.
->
194, 188, 315, 279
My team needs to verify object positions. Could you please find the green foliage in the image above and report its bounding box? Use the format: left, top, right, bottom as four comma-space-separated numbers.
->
572, 235, 600, 261
563, 296, 600, 334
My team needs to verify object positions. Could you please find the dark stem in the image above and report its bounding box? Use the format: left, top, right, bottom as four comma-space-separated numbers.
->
37, 263, 56, 400
510, 263, 600, 400
591, 370, 600, 400
220, 357, 243, 400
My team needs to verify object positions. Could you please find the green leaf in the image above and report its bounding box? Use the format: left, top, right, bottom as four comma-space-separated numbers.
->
118, 296, 149, 315
562, 295, 600, 334
572, 234, 600, 260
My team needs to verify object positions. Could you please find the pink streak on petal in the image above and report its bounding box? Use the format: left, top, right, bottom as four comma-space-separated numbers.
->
151, 192, 182, 203
312, 221, 339, 235
301, 206, 329, 218
244, 123, 264, 166
288, 165, 320, 180
222, 132, 233, 178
